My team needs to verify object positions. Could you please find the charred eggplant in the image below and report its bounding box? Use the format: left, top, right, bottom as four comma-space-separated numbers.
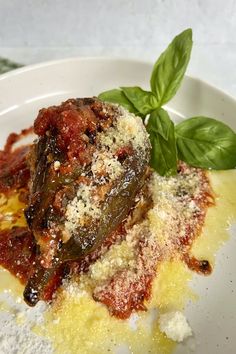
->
24, 98, 150, 305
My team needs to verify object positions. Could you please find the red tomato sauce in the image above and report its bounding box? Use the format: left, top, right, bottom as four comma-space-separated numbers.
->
0, 227, 35, 283
0, 129, 34, 282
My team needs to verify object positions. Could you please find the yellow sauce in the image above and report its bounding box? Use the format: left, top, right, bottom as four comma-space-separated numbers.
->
40, 291, 174, 354
0, 191, 27, 230
191, 170, 236, 265
0, 170, 236, 354
0, 268, 23, 295
0, 191, 26, 296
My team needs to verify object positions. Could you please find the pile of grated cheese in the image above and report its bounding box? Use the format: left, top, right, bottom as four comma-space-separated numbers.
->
65, 106, 149, 235
148, 166, 211, 254
159, 311, 192, 342
98, 106, 149, 152
63, 162, 211, 324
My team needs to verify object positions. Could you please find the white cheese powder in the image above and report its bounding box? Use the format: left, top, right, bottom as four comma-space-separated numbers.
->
159, 311, 192, 342
0, 291, 52, 354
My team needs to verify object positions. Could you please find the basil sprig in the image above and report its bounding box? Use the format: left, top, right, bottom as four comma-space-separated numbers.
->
147, 109, 177, 176
98, 89, 140, 116
175, 117, 236, 169
121, 87, 158, 116
150, 28, 192, 106
98, 28, 236, 176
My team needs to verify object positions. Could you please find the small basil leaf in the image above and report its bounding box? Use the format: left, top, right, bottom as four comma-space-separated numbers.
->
0, 58, 22, 74
175, 117, 236, 169
149, 108, 172, 141
147, 110, 177, 176
121, 86, 158, 115
150, 28, 193, 106
98, 89, 140, 115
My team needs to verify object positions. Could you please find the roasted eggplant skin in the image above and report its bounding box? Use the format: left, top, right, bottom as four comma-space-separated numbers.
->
24, 98, 150, 306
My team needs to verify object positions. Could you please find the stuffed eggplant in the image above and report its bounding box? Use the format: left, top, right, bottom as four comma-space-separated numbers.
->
24, 98, 150, 305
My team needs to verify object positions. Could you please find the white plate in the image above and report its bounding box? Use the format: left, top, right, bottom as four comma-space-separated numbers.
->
0, 58, 235, 354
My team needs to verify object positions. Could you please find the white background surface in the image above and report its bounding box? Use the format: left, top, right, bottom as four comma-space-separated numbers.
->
0, 0, 236, 97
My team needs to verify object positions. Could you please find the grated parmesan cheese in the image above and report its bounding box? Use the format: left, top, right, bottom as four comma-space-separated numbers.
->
148, 167, 211, 253
65, 183, 101, 231
65, 163, 212, 320
53, 160, 60, 171
91, 150, 123, 181
159, 311, 192, 342
89, 241, 136, 283
0, 291, 52, 354
98, 106, 148, 153
65, 105, 150, 235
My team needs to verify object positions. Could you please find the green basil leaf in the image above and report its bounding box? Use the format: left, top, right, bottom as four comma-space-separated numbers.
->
175, 117, 236, 169
149, 108, 172, 141
121, 86, 158, 115
147, 109, 177, 176
0, 58, 22, 74
98, 89, 140, 115
150, 28, 193, 106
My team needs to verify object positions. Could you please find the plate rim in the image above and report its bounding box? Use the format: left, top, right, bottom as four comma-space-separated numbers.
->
0, 56, 235, 104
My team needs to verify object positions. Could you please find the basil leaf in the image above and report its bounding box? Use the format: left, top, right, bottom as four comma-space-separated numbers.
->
147, 109, 177, 176
98, 89, 140, 115
175, 117, 236, 169
0, 58, 22, 74
121, 86, 158, 115
149, 108, 172, 141
150, 28, 193, 106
